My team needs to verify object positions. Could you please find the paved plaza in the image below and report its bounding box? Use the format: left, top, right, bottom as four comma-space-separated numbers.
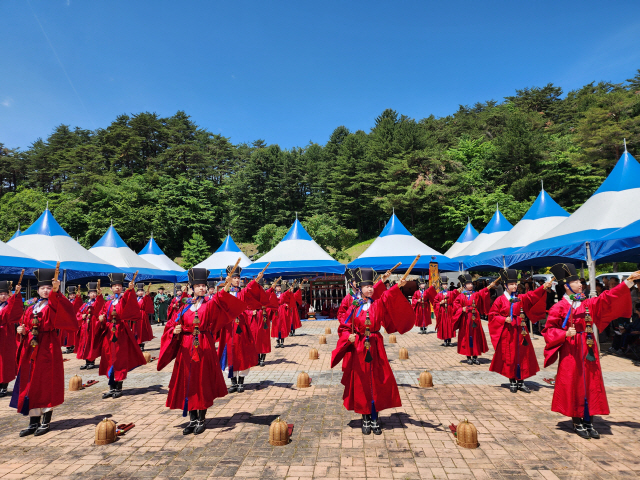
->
0, 320, 639, 480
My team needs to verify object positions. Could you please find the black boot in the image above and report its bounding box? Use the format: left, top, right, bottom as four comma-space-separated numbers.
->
34, 411, 52, 436
572, 418, 590, 439
517, 380, 531, 393
228, 377, 238, 393
361, 414, 371, 435
237, 376, 245, 393
0, 383, 8, 397
473, 356, 480, 365
140, 344, 145, 352
88, 361, 97, 370
19, 416, 41, 437
509, 379, 518, 393
112, 381, 123, 398
441, 340, 447, 346
194, 409, 207, 435
584, 421, 600, 439
182, 410, 198, 435
371, 417, 382, 435
259, 354, 265, 367
102, 386, 115, 399
80, 360, 89, 370
467, 356, 473, 365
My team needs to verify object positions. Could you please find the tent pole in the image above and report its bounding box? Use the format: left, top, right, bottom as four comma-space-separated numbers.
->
62, 270, 66, 293
585, 242, 599, 347
580, 262, 584, 279
502, 255, 506, 268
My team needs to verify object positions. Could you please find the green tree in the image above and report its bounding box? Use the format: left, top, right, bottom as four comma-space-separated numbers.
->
253, 224, 288, 259
181, 232, 210, 269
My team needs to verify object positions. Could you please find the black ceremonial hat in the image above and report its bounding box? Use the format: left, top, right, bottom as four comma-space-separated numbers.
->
345, 268, 353, 282
188, 268, 210, 285
35, 268, 57, 287
499, 269, 518, 284
207, 279, 217, 288
108, 273, 126, 286
66, 285, 78, 294
135, 283, 145, 291
458, 273, 472, 285
87, 282, 98, 292
0, 281, 12, 293
417, 277, 427, 285
226, 265, 242, 278
550, 263, 579, 285
440, 275, 448, 284
354, 268, 376, 287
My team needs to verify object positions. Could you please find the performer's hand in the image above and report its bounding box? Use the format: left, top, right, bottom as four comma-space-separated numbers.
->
181, 285, 188, 293
128, 280, 135, 290
543, 280, 553, 290
488, 279, 499, 290
14, 284, 21, 295
348, 334, 356, 343
440, 300, 445, 305
17, 325, 25, 335
624, 270, 640, 287
398, 278, 407, 288
52, 278, 60, 292
174, 324, 182, 334
224, 282, 231, 293
99, 315, 105, 323
252, 310, 257, 315
256, 271, 264, 282
566, 326, 577, 337
462, 306, 467, 312
505, 316, 512, 323
380, 270, 392, 283
82, 314, 87, 320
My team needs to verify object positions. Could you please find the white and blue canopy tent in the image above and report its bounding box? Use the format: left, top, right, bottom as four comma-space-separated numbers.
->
242, 219, 345, 278
177, 234, 252, 281
454, 206, 513, 267
587, 218, 640, 264
464, 188, 570, 271
8, 208, 124, 283
348, 213, 458, 272
89, 225, 179, 282
443, 220, 479, 258
0, 240, 54, 280
506, 149, 640, 270
9, 225, 22, 241
138, 235, 185, 272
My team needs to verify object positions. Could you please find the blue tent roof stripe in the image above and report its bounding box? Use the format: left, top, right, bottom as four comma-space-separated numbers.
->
482, 209, 512, 234
379, 214, 412, 237
138, 237, 164, 256
9, 228, 21, 241
215, 235, 242, 253
594, 152, 640, 194
92, 225, 129, 248
455, 221, 479, 243
22, 209, 68, 237
521, 189, 570, 221
282, 219, 313, 241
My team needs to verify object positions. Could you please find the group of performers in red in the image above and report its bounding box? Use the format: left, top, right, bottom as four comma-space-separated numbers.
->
1, 262, 638, 441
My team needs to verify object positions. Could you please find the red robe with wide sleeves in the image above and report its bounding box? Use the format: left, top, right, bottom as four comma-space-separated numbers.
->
331, 285, 414, 415
96, 289, 147, 383
412, 286, 437, 328
270, 289, 294, 339
76, 296, 105, 361
0, 293, 25, 384
542, 283, 632, 418
132, 294, 155, 343
251, 288, 279, 354
11, 292, 76, 413
158, 291, 246, 411
453, 288, 491, 356
291, 289, 303, 330
433, 289, 460, 340
218, 280, 270, 372
488, 286, 547, 379
60, 295, 83, 348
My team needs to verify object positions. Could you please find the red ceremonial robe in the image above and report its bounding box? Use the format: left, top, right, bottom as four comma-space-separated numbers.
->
11, 292, 76, 413
271, 289, 294, 339
542, 283, 632, 418
158, 291, 247, 411
0, 293, 25, 384
412, 286, 437, 328
96, 289, 147, 383
218, 281, 270, 372
133, 294, 155, 343
433, 289, 460, 340
331, 285, 414, 414
60, 295, 83, 348
251, 288, 279, 354
292, 289, 303, 330
76, 296, 105, 361
488, 286, 547, 380
453, 288, 491, 356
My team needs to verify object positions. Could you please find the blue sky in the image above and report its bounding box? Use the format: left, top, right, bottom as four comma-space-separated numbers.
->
2, 0, 639, 150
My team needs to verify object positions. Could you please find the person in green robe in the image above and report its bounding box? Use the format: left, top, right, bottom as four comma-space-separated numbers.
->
154, 287, 169, 325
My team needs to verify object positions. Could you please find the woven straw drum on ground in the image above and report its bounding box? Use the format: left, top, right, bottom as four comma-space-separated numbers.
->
269, 417, 290, 446
143, 352, 152, 364
95, 418, 117, 445
399, 347, 409, 360
418, 371, 433, 387
457, 419, 479, 448
388, 334, 397, 344
319, 335, 327, 344
297, 372, 311, 388
69, 375, 82, 391
309, 348, 319, 360
325, 327, 331, 334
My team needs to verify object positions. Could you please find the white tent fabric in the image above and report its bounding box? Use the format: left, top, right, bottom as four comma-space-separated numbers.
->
454, 207, 513, 258
0, 239, 53, 277
138, 236, 185, 272
186, 235, 252, 279
444, 220, 479, 258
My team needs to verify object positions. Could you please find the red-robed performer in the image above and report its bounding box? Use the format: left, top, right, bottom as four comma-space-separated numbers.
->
11, 268, 76, 437
219, 266, 270, 393
0, 281, 24, 397
95, 273, 147, 399
271, 279, 295, 348
158, 268, 247, 435
488, 269, 551, 393
76, 281, 105, 370
60, 285, 83, 354
290, 281, 304, 336
331, 267, 414, 435
433, 275, 460, 347
543, 263, 640, 439
412, 277, 437, 334
133, 283, 155, 351
250, 278, 279, 367
453, 274, 497, 365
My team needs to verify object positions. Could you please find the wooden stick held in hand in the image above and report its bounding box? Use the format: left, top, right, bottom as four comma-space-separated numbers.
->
259, 262, 271, 276
400, 255, 421, 282
389, 262, 402, 273
17, 269, 25, 286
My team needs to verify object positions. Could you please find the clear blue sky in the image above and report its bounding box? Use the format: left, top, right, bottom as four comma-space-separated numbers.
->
2, 0, 639, 150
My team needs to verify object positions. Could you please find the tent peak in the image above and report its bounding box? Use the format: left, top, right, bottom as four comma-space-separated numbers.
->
380, 213, 411, 237
282, 219, 312, 242
92, 225, 129, 249
593, 150, 640, 195
215, 234, 242, 253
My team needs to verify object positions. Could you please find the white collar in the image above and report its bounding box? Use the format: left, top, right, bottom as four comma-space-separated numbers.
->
563, 294, 582, 308
34, 299, 48, 313
189, 297, 204, 312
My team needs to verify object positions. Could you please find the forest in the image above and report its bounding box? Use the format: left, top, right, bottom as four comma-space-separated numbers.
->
1, 70, 639, 266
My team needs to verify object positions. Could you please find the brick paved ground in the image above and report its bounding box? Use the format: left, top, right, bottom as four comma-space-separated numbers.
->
1, 319, 639, 480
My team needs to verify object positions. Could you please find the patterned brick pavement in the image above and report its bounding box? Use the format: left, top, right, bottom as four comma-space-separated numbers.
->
0, 319, 639, 480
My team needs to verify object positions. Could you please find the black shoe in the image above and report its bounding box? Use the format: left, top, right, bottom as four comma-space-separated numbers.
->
140, 344, 145, 352
361, 414, 371, 435
19, 417, 41, 437
80, 362, 88, 370
371, 418, 382, 435
509, 379, 518, 393
467, 357, 473, 365
34, 411, 52, 437
112, 382, 123, 398
517, 381, 531, 393
228, 377, 238, 393
584, 422, 600, 439
102, 389, 115, 399
259, 354, 265, 367
183, 411, 198, 435
441, 342, 447, 346
88, 361, 97, 369
0, 385, 7, 397
237, 377, 245, 393
573, 422, 590, 439
194, 410, 206, 435
473, 357, 480, 365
